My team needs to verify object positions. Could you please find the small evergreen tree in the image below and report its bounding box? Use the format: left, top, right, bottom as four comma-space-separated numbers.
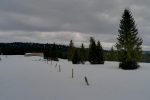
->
72, 49, 81, 64
80, 43, 86, 64
96, 41, 104, 64
88, 37, 97, 64
116, 9, 143, 69
67, 40, 75, 61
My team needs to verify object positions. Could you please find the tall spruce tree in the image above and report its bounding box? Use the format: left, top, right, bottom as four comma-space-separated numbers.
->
96, 41, 104, 64
67, 40, 75, 61
116, 9, 143, 69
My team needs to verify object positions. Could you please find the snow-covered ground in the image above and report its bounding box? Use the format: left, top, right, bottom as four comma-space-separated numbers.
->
0, 55, 150, 100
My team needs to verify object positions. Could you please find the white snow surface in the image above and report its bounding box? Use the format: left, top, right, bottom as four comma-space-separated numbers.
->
0, 55, 150, 100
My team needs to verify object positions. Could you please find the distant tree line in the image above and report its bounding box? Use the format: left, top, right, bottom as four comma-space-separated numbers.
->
0, 42, 68, 59
142, 53, 150, 63
0, 41, 148, 63
0, 39, 105, 64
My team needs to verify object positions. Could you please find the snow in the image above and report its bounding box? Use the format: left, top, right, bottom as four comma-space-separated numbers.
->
0, 55, 150, 100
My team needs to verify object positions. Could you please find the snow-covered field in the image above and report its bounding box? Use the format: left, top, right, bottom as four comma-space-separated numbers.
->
0, 55, 150, 100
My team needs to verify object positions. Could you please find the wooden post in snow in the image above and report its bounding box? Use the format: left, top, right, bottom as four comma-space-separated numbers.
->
84, 76, 89, 86
55, 63, 57, 68
47, 59, 48, 64
51, 60, 52, 65
59, 65, 61, 72
72, 68, 74, 78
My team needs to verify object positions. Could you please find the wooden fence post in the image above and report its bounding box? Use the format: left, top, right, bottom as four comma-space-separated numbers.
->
72, 68, 74, 78
55, 63, 57, 68
51, 60, 52, 65
84, 76, 89, 86
59, 65, 61, 72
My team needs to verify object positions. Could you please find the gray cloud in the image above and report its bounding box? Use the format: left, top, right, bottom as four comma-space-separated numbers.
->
0, 0, 119, 33
0, 0, 150, 50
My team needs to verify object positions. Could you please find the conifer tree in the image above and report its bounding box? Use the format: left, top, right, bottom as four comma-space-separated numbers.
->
80, 43, 86, 64
67, 40, 75, 61
88, 37, 97, 64
72, 49, 81, 64
116, 9, 143, 69
96, 41, 104, 64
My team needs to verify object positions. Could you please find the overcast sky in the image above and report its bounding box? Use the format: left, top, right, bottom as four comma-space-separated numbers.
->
0, 0, 150, 50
